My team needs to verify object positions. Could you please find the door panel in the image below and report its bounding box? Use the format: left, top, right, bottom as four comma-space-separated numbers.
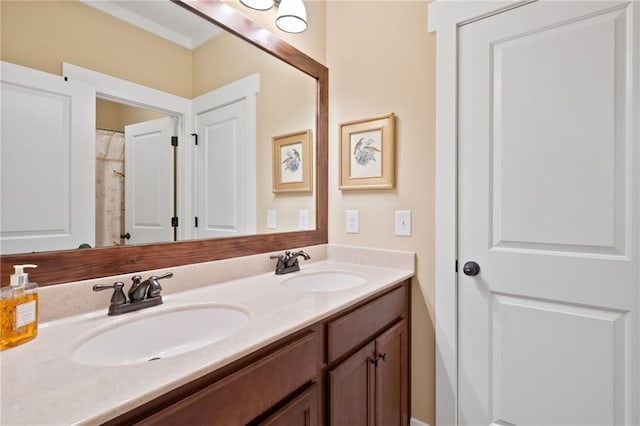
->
1, 61, 95, 253
458, 2, 638, 425
194, 98, 256, 239
124, 117, 176, 245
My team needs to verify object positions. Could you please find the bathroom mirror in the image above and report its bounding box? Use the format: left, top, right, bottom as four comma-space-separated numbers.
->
0, 0, 328, 285
1, 0, 318, 252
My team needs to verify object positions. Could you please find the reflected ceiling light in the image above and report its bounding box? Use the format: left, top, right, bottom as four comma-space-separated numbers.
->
275, 0, 307, 33
239, 0, 307, 34
239, 0, 274, 11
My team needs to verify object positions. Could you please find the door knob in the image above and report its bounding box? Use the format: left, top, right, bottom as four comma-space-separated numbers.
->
463, 261, 480, 276
120, 232, 131, 240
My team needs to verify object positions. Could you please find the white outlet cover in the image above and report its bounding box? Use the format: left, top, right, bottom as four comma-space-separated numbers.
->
395, 210, 411, 237
267, 210, 276, 229
298, 210, 309, 230
346, 210, 359, 234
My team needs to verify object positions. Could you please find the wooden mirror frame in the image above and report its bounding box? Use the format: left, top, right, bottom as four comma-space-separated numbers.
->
0, 0, 328, 286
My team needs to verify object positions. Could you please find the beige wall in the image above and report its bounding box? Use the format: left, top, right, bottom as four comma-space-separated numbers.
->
96, 99, 168, 133
0, 1, 193, 98
193, 32, 317, 233
326, 2, 436, 424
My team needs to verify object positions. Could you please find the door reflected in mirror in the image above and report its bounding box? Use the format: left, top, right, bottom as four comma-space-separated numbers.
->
0, 0, 317, 254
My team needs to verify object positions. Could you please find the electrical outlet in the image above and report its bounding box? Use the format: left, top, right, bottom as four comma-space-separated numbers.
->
298, 210, 309, 230
267, 210, 277, 229
346, 210, 359, 234
395, 210, 412, 237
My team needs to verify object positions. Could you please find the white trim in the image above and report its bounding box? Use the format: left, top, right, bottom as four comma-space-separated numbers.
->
192, 74, 260, 235
428, 2, 529, 425
61, 63, 195, 241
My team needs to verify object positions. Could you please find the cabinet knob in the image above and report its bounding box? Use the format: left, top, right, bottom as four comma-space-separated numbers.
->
379, 353, 387, 362
370, 357, 379, 367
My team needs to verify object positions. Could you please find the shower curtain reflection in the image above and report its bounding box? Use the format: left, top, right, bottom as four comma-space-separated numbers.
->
95, 129, 125, 247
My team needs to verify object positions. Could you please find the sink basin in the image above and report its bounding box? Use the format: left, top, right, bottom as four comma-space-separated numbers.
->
72, 305, 249, 366
282, 271, 366, 292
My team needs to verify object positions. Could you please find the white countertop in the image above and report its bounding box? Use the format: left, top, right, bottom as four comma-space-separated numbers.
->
0, 251, 414, 425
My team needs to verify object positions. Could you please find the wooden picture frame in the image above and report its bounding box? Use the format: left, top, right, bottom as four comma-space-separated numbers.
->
339, 113, 395, 190
272, 130, 313, 193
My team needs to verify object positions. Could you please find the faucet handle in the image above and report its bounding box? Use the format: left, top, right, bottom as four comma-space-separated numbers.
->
93, 282, 127, 307
155, 272, 174, 281
146, 272, 173, 299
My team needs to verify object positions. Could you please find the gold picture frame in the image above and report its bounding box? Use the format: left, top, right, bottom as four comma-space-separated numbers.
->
339, 113, 395, 190
272, 130, 313, 193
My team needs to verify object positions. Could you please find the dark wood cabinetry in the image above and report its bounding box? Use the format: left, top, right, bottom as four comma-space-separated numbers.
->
256, 383, 318, 426
107, 281, 409, 426
326, 287, 409, 426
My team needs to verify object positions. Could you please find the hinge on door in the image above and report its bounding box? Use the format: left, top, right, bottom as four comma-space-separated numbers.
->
191, 133, 198, 145
195, 217, 199, 228
171, 136, 178, 147
455, 260, 458, 273
171, 217, 179, 227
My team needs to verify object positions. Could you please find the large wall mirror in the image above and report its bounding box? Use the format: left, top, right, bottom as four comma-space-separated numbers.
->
0, 0, 328, 286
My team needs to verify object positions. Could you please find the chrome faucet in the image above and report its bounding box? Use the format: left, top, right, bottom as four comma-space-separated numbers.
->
93, 272, 173, 315
270, 250, 310, 275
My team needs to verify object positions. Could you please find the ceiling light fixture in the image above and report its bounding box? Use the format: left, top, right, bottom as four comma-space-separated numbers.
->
240, 0, 307, 34
239, 0, 274, 11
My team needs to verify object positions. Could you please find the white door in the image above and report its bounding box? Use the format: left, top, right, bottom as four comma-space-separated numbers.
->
194, 98, 256, 239
1, 61, 95, 254
458, 2, 639, 425
124, 117, 176, 245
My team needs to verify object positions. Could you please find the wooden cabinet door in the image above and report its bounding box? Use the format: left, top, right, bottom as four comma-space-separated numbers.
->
258, 383, 318, 426
328, 341, 375, 426
375, 320, 408, 426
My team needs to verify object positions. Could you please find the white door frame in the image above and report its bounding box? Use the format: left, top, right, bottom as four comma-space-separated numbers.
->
428, 2, 535, 425
61, 63, 194, 240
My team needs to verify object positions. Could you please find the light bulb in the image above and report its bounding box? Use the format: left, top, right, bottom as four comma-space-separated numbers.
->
275, 0, 307, 33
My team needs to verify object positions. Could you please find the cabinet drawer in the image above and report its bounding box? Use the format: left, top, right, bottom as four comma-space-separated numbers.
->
326, 284, 407, 364
137, 330, 318, 425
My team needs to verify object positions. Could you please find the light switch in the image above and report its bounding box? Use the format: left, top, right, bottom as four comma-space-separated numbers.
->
267, 210, 277, 229
346, 210, 359, 234
395, 210, 412, 237
298, 210, 309, 230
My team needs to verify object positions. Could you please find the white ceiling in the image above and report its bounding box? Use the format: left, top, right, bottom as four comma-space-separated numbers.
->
81, 0, 223, 49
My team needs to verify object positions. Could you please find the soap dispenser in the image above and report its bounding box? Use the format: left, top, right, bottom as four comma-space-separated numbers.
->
1, 264, 39, 350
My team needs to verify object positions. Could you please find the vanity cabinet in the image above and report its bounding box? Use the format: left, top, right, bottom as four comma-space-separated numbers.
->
107, 281, 409, 426
326, 286, 409, 426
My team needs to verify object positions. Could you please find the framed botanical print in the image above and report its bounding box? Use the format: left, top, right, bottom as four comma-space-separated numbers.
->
339, 113, 395, 190
272, 129, 313, 193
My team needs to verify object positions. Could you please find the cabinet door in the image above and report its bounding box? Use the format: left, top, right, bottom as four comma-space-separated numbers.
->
258, 383, 318, 426
328, 341, 375, 426
375, 320, 408, 426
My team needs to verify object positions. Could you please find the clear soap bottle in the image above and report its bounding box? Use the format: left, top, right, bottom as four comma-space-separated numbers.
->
1, 264, 39, 350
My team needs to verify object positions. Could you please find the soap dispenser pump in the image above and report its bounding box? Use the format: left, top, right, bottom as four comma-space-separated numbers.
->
1, 264, 39, 350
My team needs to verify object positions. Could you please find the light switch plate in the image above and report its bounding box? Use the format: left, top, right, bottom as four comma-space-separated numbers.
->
267, 210, 277, 229
346, 210, 359, 234
395, 210, 412, 236
298, 210, 309, 230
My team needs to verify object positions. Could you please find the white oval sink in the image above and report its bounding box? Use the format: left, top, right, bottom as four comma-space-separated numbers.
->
72, 305, 249, 366
282, 271, 367, 292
